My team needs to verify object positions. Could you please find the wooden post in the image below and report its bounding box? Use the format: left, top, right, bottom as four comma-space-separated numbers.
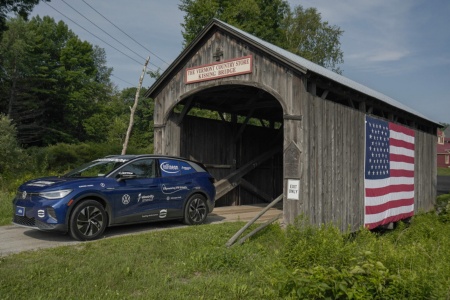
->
122, 56, 150, 155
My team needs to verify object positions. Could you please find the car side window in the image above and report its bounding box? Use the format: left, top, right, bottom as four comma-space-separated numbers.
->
114, 159, 156, 178
159, 159, 182, 177
159, 159, 198, 177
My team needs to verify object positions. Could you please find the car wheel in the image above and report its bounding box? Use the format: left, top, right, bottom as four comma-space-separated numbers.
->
69, 200, 107, 241
183, 194, 208, 225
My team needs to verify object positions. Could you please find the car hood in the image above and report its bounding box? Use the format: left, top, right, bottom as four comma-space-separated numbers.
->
19, 176, 104, 192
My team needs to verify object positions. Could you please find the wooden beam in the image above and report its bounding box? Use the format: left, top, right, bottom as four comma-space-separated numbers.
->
225, 194, 283, 247
176, 96, 194, 125
235, 108, 255, 141
214, 146, 282, 200
240, 179, 273, 203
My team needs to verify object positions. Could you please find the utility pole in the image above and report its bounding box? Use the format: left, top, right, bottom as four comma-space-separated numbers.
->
121, 56, 150, 155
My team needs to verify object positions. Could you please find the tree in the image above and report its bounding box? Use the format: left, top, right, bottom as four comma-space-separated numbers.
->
0, 114, 25, 176
0, 16, 114, 146
179, 0, 343, 72
0, 0, 48, 37
280, 6, 343, 73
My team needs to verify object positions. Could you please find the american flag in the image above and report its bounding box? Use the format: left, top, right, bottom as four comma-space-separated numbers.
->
364, 116, 415, 229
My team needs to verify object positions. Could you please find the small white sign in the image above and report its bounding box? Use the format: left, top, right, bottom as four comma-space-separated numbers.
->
287, 179, 300, 200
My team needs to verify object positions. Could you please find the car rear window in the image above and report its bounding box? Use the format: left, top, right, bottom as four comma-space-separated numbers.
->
159, 159, 197, 177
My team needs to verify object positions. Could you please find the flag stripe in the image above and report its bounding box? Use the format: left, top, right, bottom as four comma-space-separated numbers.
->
390, 138, 415, 151
365, 211, 414, 228
365, 191, 415, 206
366, 184, 414, 197
390, 153, 415, 164
365, 177, 414, 188
390, 169, 414, 177
365, 198, 414, 214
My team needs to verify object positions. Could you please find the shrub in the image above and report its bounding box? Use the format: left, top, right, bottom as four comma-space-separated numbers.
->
0, 115, 30, 180
436, 193, 450, 223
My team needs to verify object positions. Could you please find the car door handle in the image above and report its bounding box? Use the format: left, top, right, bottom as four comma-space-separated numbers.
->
149, 185, 158, 188
184, 182, 192, 184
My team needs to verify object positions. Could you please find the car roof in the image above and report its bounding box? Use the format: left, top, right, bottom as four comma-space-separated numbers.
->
103, 154, 200, 164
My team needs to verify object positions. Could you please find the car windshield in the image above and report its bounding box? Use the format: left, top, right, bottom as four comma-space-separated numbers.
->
64, 158, 130, 178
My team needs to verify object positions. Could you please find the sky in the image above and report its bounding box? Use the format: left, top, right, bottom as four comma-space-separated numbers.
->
27, 0, 450, 124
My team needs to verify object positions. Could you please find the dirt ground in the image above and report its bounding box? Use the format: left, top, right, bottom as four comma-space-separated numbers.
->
0, 204, 283, 257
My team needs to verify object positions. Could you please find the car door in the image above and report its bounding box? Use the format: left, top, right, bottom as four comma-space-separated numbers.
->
107, 158, 163, 224
158, 158, 196, 218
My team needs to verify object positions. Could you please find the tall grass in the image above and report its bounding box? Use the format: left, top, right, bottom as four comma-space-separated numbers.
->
1, 212, 449, 299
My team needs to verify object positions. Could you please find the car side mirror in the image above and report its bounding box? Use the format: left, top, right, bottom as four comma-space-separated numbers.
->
117, 173, 138, 182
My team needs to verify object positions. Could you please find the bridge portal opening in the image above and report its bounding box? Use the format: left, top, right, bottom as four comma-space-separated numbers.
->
172, 84, 284, 206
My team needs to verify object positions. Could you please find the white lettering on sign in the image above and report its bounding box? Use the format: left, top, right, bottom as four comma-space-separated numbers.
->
287, 179, 300, 200
185, 55, 252, 84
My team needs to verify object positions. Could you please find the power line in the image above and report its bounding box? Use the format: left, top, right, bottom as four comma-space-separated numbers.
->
111, 74, 135, 87
60, 0, 161, 70
81, 0, 169, 67
44, 1, 148, 67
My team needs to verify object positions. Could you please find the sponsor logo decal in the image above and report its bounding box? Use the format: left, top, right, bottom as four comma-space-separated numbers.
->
79, 184, 94, 188
95, 158, 128, 163
161, 184, 188, 194
159, 209, 167, 218
138, 193, 154, 202
119, 171, 134, 175
27, 181, 56, 187
122, 194, 131, 205
22, 191, 27, 199
160, 162, 179, 174
37, 209, 45, 218
166, 196, 182, 200
100, 183, 106, 188
142, 214, 158, 218
181, 166, 192, 171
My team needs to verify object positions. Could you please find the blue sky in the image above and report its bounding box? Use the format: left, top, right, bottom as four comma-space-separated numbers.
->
29, 1, 450, 124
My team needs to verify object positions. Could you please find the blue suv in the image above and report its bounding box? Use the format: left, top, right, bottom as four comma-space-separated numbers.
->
12, 155, 216, 240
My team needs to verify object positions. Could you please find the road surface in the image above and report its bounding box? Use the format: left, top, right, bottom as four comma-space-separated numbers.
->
0, 204, 283, 257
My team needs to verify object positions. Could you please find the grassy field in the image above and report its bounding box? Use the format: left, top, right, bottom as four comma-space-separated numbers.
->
438, 167, 450, 176
1, 212, 449, 299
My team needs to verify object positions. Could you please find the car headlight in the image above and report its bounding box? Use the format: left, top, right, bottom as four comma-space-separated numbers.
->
39, 189, 73, 200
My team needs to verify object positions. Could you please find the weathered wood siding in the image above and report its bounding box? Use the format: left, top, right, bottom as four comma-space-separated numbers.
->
414, 131, 437, 212
180, 115, 283, 206
283, 90, 366, 231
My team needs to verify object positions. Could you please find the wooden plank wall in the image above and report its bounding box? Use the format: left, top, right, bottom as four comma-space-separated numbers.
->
414, 130, 437, 213
180, 115, 283, 206
285, 93, 366, 231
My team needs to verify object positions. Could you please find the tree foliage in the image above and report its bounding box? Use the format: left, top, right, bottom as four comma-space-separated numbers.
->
0, 114, 26, 176
0, 0, 47, 36
179, 0, 343, 73
0, 16, 117, 146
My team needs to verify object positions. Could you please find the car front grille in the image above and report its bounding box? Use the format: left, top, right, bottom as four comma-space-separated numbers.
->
16, 191, 40, 201
13, 215, 36, 227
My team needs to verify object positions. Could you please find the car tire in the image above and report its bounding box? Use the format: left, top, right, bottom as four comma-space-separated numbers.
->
183, 194, 208, 225
69, 200, 107, 241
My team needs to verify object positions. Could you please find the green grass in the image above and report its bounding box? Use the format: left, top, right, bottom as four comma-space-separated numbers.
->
0, 190, 13, 226
1, 214, 450, 299
438, 167, 450, 176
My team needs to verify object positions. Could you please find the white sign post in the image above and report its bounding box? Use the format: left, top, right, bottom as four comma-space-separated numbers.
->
287, 179, 300, 200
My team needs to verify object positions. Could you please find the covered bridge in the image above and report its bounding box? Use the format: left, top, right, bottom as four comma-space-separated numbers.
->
145, 19, 440, 231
